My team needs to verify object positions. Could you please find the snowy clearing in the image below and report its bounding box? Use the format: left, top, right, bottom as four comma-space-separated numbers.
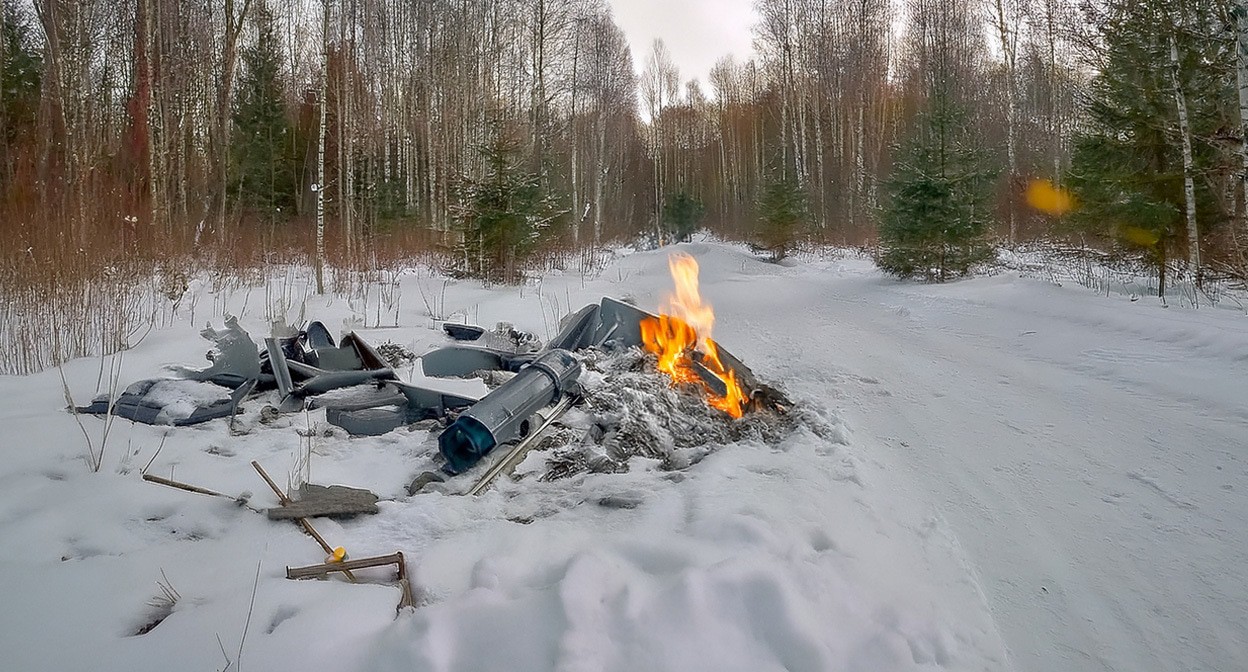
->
0, 242, 1244, 671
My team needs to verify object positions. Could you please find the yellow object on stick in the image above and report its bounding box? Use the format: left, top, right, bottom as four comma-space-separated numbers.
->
327, 546, 347, 563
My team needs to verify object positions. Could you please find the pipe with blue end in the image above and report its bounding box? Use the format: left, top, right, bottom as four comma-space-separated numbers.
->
437, 349, 581, 474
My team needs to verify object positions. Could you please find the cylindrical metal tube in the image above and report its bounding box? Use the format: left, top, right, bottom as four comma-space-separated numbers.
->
438, 349, 581, 474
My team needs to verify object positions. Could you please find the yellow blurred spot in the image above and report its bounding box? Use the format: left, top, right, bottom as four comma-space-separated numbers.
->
327, 546, 347, 563
1120, 226, 1160, 247
1026, 179, 1076, 216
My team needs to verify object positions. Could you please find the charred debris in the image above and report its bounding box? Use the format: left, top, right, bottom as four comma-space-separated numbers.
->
78, 296, 793, 486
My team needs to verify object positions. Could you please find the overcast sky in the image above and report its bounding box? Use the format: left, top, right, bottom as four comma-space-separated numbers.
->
606, 0, 758, 95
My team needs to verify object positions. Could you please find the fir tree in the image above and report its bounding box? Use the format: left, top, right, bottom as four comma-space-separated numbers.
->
662, 191, 705, 244
877, 101, 997, 281
1066, 0, 1233, 295
756, 172, 808, 261
452, 124, 563, 285
230, 3, 299, 218
0, 1, 41, 174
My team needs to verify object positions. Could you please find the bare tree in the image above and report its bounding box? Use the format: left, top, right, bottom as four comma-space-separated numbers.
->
640, 38, 678, 232
986, 0, 1025, 242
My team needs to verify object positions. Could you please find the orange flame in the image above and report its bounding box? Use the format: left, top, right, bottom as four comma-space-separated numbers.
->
640, 254, 748, 418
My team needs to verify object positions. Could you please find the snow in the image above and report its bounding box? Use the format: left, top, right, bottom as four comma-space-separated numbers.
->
1, 241, 1245, 671
129, 378, 233, 423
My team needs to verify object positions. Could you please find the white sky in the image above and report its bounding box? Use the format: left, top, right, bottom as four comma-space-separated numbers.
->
606, 0, 758, 94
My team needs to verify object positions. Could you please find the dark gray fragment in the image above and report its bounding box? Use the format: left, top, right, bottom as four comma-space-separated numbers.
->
406, 471, 446, 495
443, 323, 486, 341
266, 483, 380, 519
597, 491, 645, 509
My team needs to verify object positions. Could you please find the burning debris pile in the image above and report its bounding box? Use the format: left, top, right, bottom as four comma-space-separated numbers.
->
420, 252, 795, 487
71, 253, 797, 492
539, 346, 799, 480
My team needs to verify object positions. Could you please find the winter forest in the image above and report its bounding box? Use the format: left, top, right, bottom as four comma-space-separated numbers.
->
2, 0, 1248, 372
3, 3, 1248, 669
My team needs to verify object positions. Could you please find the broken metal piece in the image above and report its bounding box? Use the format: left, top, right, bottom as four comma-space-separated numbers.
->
391, 381, 478, 411
266, 483, 380, 520
305, 321, 335, 350
443, 323, 486, 341
322, 381, 476, 436
276, 358, 399, 404
307, 331, 390, 372
341, 332, 389, 370
265, 338, 295, 399
309, 386, 408, 412
692, 346, 792, 412
438, 349, 581, 474
77, 378, 254, 426
420, 346, 515, 378
547, 304, 601, 351
295, 368, 397, 396
170, 316, 261, 388
593, 297, 651, 349
325, 407, 407, 437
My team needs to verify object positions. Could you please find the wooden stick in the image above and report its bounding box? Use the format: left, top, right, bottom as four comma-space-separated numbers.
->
251, 460, 357, 583
395, 551, 416, 611
287, 550, 417, 613
286, 552, 403, 579
143, 473, 233, 500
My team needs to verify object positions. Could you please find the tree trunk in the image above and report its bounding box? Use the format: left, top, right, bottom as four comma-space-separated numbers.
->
216, 0, 251, 237
1235, 1, 1248, 241
316, 0, 329, 294
1169, 33, 1200, 292
990, 0, 1019, 243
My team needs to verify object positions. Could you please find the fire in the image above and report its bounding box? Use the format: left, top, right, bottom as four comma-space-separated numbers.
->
640, 254, 748, 418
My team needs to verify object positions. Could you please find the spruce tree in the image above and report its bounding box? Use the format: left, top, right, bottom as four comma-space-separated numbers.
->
452, 124, 562, 285
662, 191, 705, 244
0, 1, 41, 179
230, 3, 299, 218
877, 101, 996, 282
1066, 0, 1233, 294
756, 172, 808, 261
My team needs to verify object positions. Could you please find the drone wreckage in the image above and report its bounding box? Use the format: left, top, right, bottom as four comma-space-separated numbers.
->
75, 261, 794, 612
79, 298, 791, 481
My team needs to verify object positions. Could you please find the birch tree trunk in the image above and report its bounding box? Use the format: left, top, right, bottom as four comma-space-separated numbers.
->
570, 17, 581, 249
315, 0, 329, 294
1169, 33, 1200, 291
989, 0, 1019, 242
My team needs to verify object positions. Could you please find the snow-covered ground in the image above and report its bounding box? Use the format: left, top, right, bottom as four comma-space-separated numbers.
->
0, 242, 1244, 671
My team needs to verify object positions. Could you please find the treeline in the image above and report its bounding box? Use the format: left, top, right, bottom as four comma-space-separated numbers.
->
1, 0, 1247, 286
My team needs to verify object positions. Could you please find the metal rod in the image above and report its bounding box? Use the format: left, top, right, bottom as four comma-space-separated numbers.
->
467, 395, 576, 496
